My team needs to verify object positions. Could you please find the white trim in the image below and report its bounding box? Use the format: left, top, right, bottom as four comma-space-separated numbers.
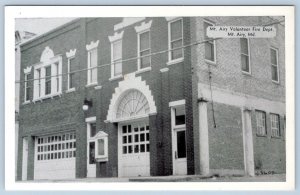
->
198, 83, 285, 115
66, 49, 77, 58
160, 68, 169, 73
94, 85, 102, 90
114, 17, 145, 31
108, 31, 124, 43
106, 73, 157, 122
109, 74, 123, 81
40, 46, 54, 63
165, 17, 181, 22
169, 99, 186, 107
135, 67, 151, 75
134, 20, 152, 33
33, 54, 62, 101
166, 57, 184, 66
85, 116, 96, 123
66, 88, 76, 93
23, 66, 32, 74
86, 40, 99, 51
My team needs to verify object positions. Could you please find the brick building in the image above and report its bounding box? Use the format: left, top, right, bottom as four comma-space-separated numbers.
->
17, 17, 285, 181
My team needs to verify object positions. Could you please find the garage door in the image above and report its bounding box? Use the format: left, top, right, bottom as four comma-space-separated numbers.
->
34, 132, 76, 180
119, 123, 150, 177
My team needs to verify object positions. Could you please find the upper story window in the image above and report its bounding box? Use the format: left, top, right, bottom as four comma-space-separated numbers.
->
112, 41, 122, 77
86, 41, 99, 86
66, 49, 77, 91
270, 47, 279, 83
167, 18, 183, 64
23, 66, 32, 103
109, 31, 124, 79
33, 47, 62, 101
256, 110, 266, 136
138, 31, 151, 70
45, 66, 52, 95
24, 73, 31, 102
240, 38, 251, 74
135, 20, 152, 71
204, 20, 216, 63
270, 113, 280, 138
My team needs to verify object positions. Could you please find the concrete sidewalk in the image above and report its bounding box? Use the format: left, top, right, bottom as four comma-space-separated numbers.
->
18, 174, 286, 183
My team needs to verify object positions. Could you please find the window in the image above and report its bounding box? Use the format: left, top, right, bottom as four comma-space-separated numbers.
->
33, 55, 62, 101
138, 31, 151, 69
271, 48, 279, 82
135, 20, 152, 71
36, 69, 41, 97
24, 73, 30, 102
87, 49, 98, 85
112, 40, 122, 77
36, 132, 76, 161
109, 31, 124, 79
122, 124, 150, 155
175, 106, 186, 126
45, 66, 51, 95
54, 63, 59, 93
271, 114, 280, 137
240, 38, 250, 73
68, 58, 75, 90
168, 18, 183, 62
204, 21, 216, 63
90, 123, 96, 138
66, 49, 77, 91
256, 111, 266, 136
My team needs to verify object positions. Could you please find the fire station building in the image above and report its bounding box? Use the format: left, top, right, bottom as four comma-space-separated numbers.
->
17, 17, 286, 180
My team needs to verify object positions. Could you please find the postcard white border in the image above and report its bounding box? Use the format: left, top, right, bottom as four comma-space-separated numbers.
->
5, 6, 295, 191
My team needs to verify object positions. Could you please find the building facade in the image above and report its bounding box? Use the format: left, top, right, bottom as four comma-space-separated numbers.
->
17, 17, 285, 181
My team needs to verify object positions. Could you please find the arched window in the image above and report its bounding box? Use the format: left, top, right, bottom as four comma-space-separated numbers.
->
116, 90, 150, 119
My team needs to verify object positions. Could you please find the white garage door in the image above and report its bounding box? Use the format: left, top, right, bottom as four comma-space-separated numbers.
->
34, 132, 76, 180
119, 123, 150, 177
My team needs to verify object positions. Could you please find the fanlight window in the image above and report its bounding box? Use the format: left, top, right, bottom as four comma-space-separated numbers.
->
116, 90, 150, 119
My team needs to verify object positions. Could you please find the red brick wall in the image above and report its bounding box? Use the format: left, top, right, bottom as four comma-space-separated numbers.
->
18, 17, 194, 179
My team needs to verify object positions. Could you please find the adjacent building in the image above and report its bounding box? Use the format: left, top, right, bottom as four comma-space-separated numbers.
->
17, 17, 285, 181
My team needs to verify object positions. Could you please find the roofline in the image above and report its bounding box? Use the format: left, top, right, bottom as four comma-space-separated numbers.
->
20, 18, 80, 47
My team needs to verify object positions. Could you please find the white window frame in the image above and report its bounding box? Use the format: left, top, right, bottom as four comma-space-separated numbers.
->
204, 20, 216, 64
135, 20, 152, 73
85, 116, 108, 162
255, 110, 266, 136
86, 41, 99, 86
33, 55, 62, 102
169, 100, 186, 129
111, 40, 122, 79
137, 30, 151, 72
270, 47, 280, 83
24, 73, 30, 103
95, 133, 108, 161
167, 17, 184, 65
66, 49, 76, 92
240, 38, 251, 74
109, 31, 124, 81
270, 113, 280, 138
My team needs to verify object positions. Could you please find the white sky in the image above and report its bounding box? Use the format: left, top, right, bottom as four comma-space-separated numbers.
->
15, 18, 76, 35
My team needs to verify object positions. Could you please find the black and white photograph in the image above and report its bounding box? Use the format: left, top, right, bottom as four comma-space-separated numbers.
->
5, 6, 295, 191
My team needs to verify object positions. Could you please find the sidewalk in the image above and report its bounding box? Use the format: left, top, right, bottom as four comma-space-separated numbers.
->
19, 174, 286, 183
